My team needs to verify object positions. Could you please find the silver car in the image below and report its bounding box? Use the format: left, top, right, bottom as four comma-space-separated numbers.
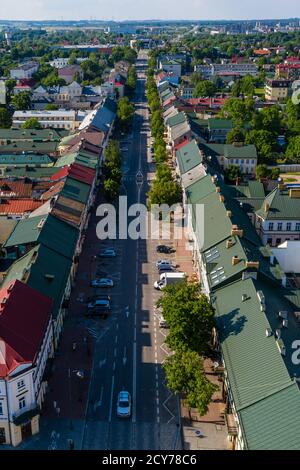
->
117, 391, 131, 418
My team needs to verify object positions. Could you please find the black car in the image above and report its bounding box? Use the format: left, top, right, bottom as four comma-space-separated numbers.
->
156, 245, 175, 254
86, 294, 111, 303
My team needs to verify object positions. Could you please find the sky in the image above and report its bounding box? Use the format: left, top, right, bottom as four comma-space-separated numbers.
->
0, 0, 299, 22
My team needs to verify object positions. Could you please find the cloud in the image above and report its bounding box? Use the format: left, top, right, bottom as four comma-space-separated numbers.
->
0, 0, 299, 21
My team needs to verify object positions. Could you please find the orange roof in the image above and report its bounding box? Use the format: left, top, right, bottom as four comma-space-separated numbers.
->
253, 49, 271, 56
0, 199, 43, 215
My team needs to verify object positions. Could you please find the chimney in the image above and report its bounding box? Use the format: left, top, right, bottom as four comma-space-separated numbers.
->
215, 186, 221, 193
219, 195, 225, 203
226, 238, 235, 249
226, 210, 232, 218
231, 225, 244, 237
246, 261, 260, 270
232, 255, 240, 266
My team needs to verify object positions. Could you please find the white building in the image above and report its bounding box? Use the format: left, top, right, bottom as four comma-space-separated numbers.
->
194, 63, 258, 79
13, 109, 78, 130
0, 280, 53, 446
271, 240, 300, 273
10, 62, 39, 80
0, 81, 6, 105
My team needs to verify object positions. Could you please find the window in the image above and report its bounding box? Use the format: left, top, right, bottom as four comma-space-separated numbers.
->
277, 223, 283, 231
0, 401, 3, 415
286, 223, 292, 231
296, 223, 300, 231
235, 159, 239, 164
268, 223, 274, 231
17, 379, 25, 390
267, 238, 273, 246
276, 238, 281, 245
19, 397, 26, 410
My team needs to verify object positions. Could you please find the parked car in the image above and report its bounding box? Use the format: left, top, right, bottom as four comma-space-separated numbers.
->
87, 299, 111, 310
158, 265, 176, 274
159, 315, 169, 328
156, 260, 173, 269
117, 391, 132, 418
86, 294, 111, 303
90, 278, 114, 288
156, 245, 175, 254
97, 248, 117, 258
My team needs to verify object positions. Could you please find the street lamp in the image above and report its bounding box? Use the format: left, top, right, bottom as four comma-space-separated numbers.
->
68, 368, 85, 430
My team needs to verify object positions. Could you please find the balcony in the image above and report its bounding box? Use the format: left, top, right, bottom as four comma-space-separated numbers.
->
12, 405, 40, 426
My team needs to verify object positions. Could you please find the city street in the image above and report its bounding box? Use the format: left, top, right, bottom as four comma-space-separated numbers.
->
81, 52, 181, 450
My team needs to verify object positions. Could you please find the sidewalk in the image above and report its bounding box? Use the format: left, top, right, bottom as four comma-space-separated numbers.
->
181, 358, 229, 450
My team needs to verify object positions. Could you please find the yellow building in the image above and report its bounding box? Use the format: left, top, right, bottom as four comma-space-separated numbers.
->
265, 78, 290, 101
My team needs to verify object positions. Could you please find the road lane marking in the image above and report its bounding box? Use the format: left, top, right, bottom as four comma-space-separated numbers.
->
108, 375, 115, 423
123, 346, 127, 366
132, 342, 137, 423
114, 348, 117, 357
115, 335, 118, 344
113, 362, 116, 371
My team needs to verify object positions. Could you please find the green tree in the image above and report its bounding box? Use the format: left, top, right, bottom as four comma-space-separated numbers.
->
190, 71, 204, 87
0, 108, 12, 128
245, 129, 276, 162
226, 127, 246, 144
104, 178, 120, 201
157, 282, 215, 355
224, 165, 242, 183
21, 117, 42, 129
193, 80, 216, 98
12, 91, 31, 110
45, 103, 59, 110
286, 135, 300, 162
256, 164, 270, 179
5, 78, 16, 95
222, 97, 254, 126
164, 350, 217, 416
253, 106, 282, 135
117, 96, 135, 129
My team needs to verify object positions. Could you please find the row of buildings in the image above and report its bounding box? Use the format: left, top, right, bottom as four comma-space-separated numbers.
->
0, 98, 117, 446
157, 79, 300, 450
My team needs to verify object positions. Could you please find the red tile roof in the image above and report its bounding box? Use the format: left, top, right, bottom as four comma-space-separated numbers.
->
0, 280, 52, 377
68, 163, 96, 186
0, 199, 43, 215
0, 180, 33, 198
50, 167, 70, 182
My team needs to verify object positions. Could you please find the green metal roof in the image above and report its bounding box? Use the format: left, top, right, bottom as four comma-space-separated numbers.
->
166, 112, 186, 128
1, 166, 60, 179
55, 153, 76, 167
185, 174, 216, 204
232, 181, 265, 199
223, 144, 257, 161
204, 235, 247, 290
0, 141, 58, 154
4, 213, 79, 260
199, 143, 225, 157
2, 244, 72, 318
239, 383, 300, 450
208, 118, 233, 130
0, 154, 54, 166
212, 277, 294, 411
256, 188, 300, 220
176, 139, 202, 175
61, 176, 90, 204
0, 128, 63, 141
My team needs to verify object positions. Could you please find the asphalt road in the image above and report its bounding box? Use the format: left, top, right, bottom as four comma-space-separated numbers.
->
81, 53, 181, 450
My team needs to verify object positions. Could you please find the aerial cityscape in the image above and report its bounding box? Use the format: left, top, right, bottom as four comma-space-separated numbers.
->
0, 0, 300, 459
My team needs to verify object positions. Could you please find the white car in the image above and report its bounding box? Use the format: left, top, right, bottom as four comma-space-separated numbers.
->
117, 391, 131, 418
90, 278, 114, 288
